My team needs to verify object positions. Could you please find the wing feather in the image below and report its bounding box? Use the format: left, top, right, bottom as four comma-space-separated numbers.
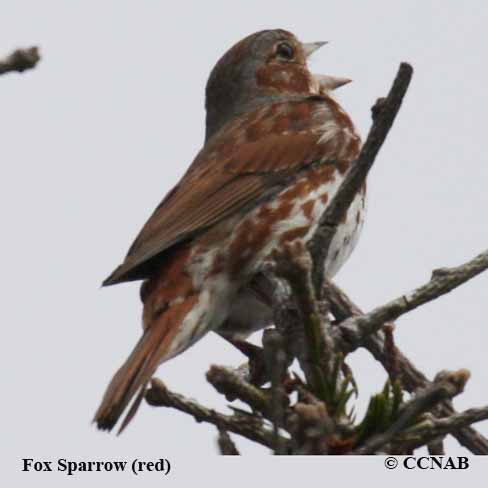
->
103, 98, 337, 285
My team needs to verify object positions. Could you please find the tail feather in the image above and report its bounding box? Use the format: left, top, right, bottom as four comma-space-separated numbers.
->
94, 323, 175, 432
95, 245, 200, 432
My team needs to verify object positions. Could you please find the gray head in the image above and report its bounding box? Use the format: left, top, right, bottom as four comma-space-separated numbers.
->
204, 29, 350, 140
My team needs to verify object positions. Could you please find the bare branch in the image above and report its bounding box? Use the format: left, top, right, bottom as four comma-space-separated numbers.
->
427, 439, 445, 455
217, 429, 240, 455
308, 62, 413, 295
354, 369, 470, 454
396, 405, 488, 451
382, 324, 399, 383
331, 249, 488, 350
146, 378, 284, 450
240, 251, 488, 453
0, 47, 40, 76
206, 365, 273, 418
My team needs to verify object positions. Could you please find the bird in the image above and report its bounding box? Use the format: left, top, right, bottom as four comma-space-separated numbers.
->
94, 29, 366, 433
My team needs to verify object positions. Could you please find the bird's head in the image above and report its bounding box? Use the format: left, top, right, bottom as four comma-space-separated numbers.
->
205, 29, 351, 140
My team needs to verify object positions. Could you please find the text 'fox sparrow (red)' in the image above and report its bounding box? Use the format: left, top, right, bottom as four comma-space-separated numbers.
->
95, 29, 366, 432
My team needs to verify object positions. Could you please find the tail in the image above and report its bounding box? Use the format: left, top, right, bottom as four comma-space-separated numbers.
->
95, 246, 199, 433
94, 316, 181, 432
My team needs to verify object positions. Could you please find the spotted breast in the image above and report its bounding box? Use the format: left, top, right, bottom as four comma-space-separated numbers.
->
193, 94, 365, 342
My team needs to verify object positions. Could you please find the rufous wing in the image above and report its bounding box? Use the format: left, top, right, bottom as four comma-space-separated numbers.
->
103, 97, 337, 286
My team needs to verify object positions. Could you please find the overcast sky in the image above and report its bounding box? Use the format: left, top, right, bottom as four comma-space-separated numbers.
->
2, 1, 488, 486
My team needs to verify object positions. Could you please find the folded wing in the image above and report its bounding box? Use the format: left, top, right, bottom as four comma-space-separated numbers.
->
103, 97, 337, 285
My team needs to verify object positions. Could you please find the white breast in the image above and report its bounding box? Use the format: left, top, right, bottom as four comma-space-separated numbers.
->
324, 189, 367, 278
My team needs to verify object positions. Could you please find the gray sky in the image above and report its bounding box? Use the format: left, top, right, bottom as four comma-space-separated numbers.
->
2, 1, 488, 485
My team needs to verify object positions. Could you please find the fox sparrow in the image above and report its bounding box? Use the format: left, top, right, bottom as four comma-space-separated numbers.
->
95, 29, 366, 432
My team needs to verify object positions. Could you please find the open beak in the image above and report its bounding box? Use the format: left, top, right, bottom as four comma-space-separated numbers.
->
314, 74, 352, 92
302, 41, 328, 58
302, 41, 352, 92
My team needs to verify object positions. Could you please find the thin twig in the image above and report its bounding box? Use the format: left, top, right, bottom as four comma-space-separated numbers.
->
395, 405, 488, 451
217, 429, 240, 455
354, 369, 470, 454
383, 324, 399, 384
0, 47, 40, 75
146, 378, 284, 450
206, 365, 272, 418
308, 62, 413, 296
331, 250, 488, 349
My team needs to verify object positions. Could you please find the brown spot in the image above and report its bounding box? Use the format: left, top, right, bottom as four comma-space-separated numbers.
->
336, 159, 350, 175
299, 164, 336, 196
279, 225, 309, 244
301, 200, 315, 219
209, 251, 226, 276
227, 216, 270, 278
348, 137, 361, 158
227, 185, 309, 277
280, 178, 310, 201
256, 203, 272, 219
257, 198, 294, 224
356, 211, 361, 225
320, 192, 329, 204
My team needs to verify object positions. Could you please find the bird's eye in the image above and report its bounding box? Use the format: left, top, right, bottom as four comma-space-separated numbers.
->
276, 42, 295, 60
